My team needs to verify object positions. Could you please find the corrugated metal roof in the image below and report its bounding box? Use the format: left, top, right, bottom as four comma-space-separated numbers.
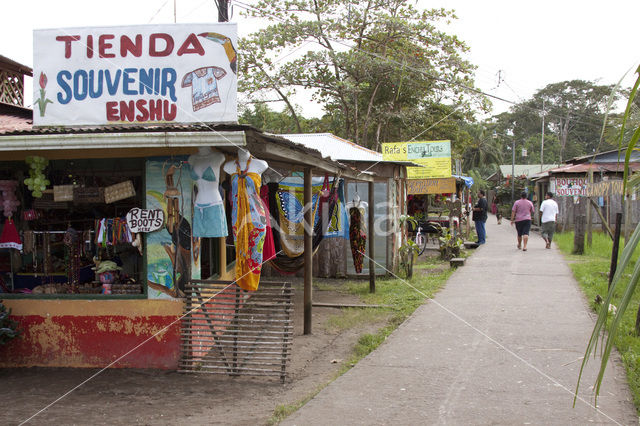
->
279, 133, 382, 162
0, 122, 255, 136
0, 111, 32, 133
0, 54, 33, 76
547, 163, 640, 174
567, 147, 640, 164
498, 164, 559, 178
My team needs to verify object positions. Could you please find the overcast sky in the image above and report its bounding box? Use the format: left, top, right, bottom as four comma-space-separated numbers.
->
2, 0, 638, 115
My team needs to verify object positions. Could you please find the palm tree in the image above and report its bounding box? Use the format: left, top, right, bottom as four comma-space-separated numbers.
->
461, 123, 503, 171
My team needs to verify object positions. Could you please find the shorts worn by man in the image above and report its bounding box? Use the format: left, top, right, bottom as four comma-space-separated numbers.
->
539, 191, 559, 249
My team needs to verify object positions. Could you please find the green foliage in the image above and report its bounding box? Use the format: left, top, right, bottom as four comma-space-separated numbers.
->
493, 80, 622, 163
239, 0, 482, 149
467, 169, 488, 193
398, 215, 420, 277
0, 301, 19, 345
399, 239, 420, 278
494, 175, 528, 204
437, 225, 463, 260
239, 103, 332, 134
575, 66, 640, 406
555, 232, 640, 409
459, 122, 503, 170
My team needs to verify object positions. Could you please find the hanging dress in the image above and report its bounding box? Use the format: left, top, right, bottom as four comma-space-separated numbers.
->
349, 206, 367, 273
231, 158, 267, 291
260, 185, 276, 262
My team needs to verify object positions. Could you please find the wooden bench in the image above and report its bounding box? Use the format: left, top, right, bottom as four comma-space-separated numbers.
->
450, 257, 466, 268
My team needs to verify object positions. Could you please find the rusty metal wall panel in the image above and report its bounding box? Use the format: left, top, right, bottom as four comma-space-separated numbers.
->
179, 280, 293, 382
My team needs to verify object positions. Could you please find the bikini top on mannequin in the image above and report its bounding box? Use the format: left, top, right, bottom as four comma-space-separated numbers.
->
190, 166, 217, 182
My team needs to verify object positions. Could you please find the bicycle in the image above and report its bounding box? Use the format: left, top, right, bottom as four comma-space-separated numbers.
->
413, 225, 428, 256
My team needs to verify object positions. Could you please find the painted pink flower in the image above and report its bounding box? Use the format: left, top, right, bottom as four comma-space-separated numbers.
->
39, 72, 47, 89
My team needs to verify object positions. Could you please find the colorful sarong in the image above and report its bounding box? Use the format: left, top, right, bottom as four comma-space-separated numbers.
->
349, 207, 366, 273
231, 158, 267, 291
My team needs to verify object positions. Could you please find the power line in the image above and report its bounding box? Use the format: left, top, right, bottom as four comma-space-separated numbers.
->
232, 0, 617, 131
147, 0, 171, 23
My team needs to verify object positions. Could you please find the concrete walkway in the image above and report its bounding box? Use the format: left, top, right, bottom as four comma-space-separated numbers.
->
284, 218, 638, 425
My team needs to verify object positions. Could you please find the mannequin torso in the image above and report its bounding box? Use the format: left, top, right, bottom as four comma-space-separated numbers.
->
223, 148, 268, 175
189, 147, 225, 205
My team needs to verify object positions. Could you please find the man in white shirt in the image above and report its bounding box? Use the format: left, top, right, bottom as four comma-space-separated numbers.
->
539, 191, 559, 249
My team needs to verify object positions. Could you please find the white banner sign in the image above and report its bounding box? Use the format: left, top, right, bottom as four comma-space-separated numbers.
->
551, 176, 587, 197
33, 24, 238, 126
126, 208, 164, 233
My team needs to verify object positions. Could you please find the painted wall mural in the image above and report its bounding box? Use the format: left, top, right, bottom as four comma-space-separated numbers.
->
146, 157, 200, 299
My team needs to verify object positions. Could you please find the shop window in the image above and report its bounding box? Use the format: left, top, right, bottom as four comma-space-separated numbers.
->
200, 237, 220, 279
0, 158, 145, 297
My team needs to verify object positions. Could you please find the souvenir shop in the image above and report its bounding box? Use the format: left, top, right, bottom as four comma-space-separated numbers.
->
0, 22, 376, 372
0, 157, 145, 296
0, 125, 371, 369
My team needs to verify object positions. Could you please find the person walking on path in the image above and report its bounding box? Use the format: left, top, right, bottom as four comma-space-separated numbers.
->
511, 191, 534, 251
539, 191, 559, 249
281, 217, 637, 426
472, 189, 488, 244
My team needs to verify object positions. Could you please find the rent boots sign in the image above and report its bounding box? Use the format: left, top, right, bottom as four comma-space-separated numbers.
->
33, 24, 238, 126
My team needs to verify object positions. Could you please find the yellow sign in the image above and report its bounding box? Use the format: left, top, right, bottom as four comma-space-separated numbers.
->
380, 142, 407, 161
382, 140, 452, 178
586, 180, 624, 197
407, 178, 456, 194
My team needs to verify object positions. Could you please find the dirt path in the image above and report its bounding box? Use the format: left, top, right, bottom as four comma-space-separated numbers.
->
1, 278, 389, 426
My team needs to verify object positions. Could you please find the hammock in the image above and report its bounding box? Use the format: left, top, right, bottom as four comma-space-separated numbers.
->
269, 177, 340, 273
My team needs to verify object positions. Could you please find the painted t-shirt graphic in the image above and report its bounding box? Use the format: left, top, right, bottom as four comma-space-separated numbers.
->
182, 66, 227, 111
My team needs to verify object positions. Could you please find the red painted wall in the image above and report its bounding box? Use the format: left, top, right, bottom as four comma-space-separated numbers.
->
0, 300, 183, 369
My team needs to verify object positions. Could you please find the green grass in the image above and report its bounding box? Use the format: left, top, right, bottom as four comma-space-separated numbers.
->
267, 383, 329, 425
555, 231, 640, 411
324, 307, 388, 332
337, 266, 452, 371
269, 256, 454, 424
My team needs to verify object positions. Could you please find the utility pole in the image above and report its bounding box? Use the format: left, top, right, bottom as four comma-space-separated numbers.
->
511, 137, 515, 202
540, 99, 545, 172
218, 0, 229, 22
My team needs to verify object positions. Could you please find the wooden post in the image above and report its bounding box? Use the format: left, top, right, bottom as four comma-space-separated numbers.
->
573, 213, 586, 255
606, 195, 611, 232
465, 187, 471, 240
368, 180, 376, 293
587, 170, 593, 247
609, 212, 623, 291
303, 168, 313, 335
233, 285, 239, 374
589, 198, 614, 240
624, 195, 632, 247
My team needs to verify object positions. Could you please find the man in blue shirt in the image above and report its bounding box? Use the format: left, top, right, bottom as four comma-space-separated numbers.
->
473, 190, 488, 244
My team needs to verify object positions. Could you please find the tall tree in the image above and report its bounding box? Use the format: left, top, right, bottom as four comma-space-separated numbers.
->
500, 80, 620, 163
239, 0, 484, 148
536, 80, 617, 161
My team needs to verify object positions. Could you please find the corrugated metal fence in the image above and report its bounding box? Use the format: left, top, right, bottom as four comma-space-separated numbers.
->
180, 280, 293, 382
